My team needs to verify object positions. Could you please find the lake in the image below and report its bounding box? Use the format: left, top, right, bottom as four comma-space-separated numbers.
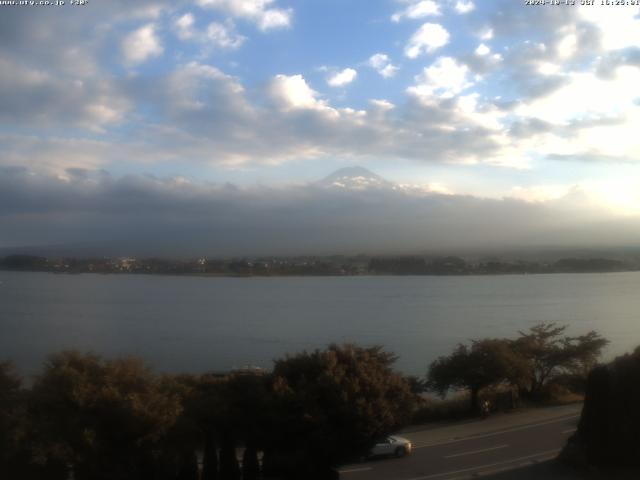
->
1, 271, 639, 376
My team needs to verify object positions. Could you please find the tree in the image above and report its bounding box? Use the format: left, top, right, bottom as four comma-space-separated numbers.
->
0, 362, 29, 477
427, 339, 523, 412
156, 374, 203, 480
221, 373, 271, 480
179, 373, 225, 480
29, 351, 182, 480
563, 346, 640, 467
269, 344, 416, 479
405, 375, 428, 395
513, 323, 609, 397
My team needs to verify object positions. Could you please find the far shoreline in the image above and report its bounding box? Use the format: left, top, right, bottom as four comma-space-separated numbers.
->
2, 267, 639, 279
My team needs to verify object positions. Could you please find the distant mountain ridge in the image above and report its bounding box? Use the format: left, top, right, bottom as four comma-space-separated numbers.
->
316, 166, 394, 191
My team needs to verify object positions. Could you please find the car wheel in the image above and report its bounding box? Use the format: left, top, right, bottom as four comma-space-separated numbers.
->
395, 446, 406, 458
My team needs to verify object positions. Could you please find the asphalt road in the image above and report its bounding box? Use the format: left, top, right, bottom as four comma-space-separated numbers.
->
338, 405, 582, 480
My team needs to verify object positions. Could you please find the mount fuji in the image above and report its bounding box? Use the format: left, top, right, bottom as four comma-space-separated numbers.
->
315, 166, 395, 191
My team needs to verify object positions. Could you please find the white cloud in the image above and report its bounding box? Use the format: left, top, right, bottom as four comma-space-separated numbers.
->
475, 43, 490, 56
165, 62, 251, 128
454, 1, 475, 14
536, 62, 561, 76
269, 74, 329, 111
556, 32, 577, 59
510, 185, 571, 203
479, 28, 494, 40
456, 94, 506, 133
369, 53, 388, 70
369, 99, 395, 111
368, 53, 399, 78
509, 67, 640, 167
258, 8, 291, 30
327, 68, 357, 87
174, 14, 246, 50
196, 0, 292, 31
206, 22, 246, 49
578, 5, 640, 51
175, 13, 196, 40
0, 57, 129, 131
84, 103, 125, 128
391, 1, 441, 23
509, 181, 640, 216
405, 23, 450, 58
515, 68, 640, 125
408, 56, 472, 98
122, 24, 163, 65
380, 64, 399, 78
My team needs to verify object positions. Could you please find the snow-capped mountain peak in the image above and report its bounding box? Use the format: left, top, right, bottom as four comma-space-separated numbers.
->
316, 166, 393, 191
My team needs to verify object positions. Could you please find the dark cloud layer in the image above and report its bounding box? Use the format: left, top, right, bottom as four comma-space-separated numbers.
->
1, 168, 638, 257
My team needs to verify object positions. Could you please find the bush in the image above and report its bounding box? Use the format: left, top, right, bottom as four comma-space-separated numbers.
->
563, 346, 640, 468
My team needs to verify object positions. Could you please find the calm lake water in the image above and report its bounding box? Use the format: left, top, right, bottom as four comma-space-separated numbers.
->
1, 271, 639, 376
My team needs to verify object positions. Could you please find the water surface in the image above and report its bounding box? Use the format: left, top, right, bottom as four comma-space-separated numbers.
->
1, 271, 639, 376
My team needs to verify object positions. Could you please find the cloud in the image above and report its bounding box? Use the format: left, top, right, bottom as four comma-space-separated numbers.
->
0, 133, 126, 174
391, 1, 441, 23
509, 67, 640, 163
454, 1, 474, 14
196, 0, 292, 31
0, 55, 510, 173
462, 44, 503, 74
368, 53, 399, 78
0, 57, 129, 131
595, 47, 640, 79
578, 5, 640, 50
122, 24, 164, 65
2, 0, 639, 186
165, 62, 251, 113
479, 28, 493, 40
174, 13, 246, 51
408, 57, 472, 98
206, 21, 247, 49
175, 13, 196, 40
327, 68, 358, 87
1, 168, 637, 256
556, 31, 577, 59
405, 23, 450, 58
257, 8, 292, 30
269, 74, 331, 111
475, 43, 490, 56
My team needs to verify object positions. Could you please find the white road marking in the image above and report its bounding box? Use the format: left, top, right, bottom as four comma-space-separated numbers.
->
412, 414, 579, 449
406, 448, 561, 480
339, 466, 373, 474
562, 428, 577, 434
443, 444, 508, 459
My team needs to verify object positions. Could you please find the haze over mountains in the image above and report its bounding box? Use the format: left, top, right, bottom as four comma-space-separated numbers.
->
1, 166, 639, 258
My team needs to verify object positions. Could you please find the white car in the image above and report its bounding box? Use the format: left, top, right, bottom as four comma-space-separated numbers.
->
369, 435, 412, 458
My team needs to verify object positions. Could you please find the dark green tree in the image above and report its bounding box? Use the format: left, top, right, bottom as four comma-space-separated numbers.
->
427, 339, 523, 412
157, 374, 202, 480
183, 373, 224, 480
0, 362, 32, 477
269, 343, 416, 479
222, 373, 271, 480
405, 375, 428, 395
29, 351, 182, 480
513, 323, 608, 397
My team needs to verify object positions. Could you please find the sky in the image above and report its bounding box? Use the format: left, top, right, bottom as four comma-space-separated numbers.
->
1, 0, 640, 255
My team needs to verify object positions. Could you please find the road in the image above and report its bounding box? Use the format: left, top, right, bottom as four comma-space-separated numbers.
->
338, 404, 582, 480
